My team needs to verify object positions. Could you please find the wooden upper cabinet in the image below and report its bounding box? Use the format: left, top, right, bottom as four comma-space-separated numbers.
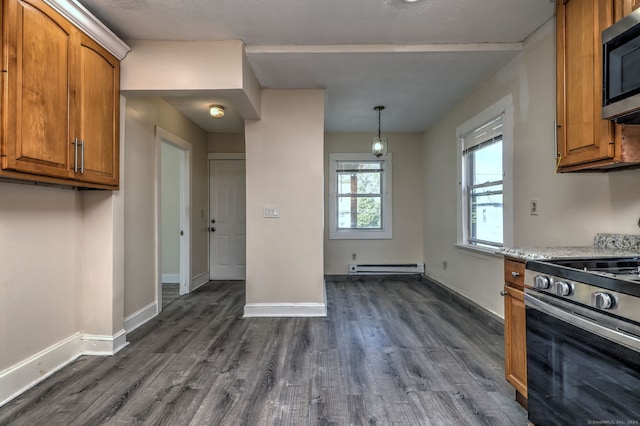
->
75, 34, 120, 186
2, 0, 75, 179
556, 0, 617, 170
615, 0, 640, 18
1, 0, 120, 189
556, 0, 640, 172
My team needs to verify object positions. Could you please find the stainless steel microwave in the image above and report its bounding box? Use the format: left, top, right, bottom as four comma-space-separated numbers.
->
602, 9, 640, 124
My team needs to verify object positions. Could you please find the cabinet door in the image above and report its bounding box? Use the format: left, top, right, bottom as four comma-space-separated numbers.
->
74, 34, 119, 187
2, 0, 75, 179
556, 0, 618, 168
615, 0, 640, 18
504, 285, 527, 398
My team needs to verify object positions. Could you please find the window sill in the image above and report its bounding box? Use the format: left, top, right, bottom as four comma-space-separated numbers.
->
454, 243, 503, 258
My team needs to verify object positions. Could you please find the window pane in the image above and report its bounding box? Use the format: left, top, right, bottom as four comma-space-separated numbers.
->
470, 191, 503, 245
337, 196, 381, 229
470, 140, 502, 185
337, 172, 381, 195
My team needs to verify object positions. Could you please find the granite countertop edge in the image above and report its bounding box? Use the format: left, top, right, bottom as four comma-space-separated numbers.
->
499, 233, 640, 262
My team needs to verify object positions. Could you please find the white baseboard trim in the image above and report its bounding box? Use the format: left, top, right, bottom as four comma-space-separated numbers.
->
162, 273, 180, 284
0, 333, 81, 407
0, 327, 129, 407
81, 329, 129, 356
124, 301, 158, 334
191, 271, 210, 291
0, 329, 132, 407
243, 303, 327, 317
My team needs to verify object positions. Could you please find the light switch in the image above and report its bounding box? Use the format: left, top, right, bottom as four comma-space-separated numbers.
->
530, 199, 539, 215
263, 206, 280, 218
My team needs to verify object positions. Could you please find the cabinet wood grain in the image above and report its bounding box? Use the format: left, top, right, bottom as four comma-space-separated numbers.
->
503, 258, 527, 403
2, 0, 75, 179
75, 34, 120, 186
556, 0, 640, 172
1, 0, 120, 189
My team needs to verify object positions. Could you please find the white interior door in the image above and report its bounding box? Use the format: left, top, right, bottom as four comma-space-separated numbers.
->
209, 159, 246, 280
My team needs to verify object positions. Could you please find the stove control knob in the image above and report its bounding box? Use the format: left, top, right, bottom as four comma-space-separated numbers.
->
534, 275, 551, 290
592, 292, 615, 310
553, 281, 573, 296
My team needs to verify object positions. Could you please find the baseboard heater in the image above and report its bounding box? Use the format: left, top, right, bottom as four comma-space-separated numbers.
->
348, 263, 425, 275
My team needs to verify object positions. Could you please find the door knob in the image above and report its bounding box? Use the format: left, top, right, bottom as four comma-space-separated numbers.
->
210, 227, 216, 232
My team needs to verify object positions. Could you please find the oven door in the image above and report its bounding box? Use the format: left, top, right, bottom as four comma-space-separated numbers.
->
525, 291, 640, 425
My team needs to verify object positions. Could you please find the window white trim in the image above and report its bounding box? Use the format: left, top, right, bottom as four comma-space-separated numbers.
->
456, 95, 514, 250
329, 153, 393, 240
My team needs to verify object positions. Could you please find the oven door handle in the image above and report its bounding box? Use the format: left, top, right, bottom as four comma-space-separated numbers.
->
525, 293, 640, 352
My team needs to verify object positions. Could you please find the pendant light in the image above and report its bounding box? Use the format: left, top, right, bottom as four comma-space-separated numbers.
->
371, 105, 388, 158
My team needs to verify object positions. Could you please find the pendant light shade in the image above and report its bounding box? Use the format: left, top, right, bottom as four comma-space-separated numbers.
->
372, 105, 388, 158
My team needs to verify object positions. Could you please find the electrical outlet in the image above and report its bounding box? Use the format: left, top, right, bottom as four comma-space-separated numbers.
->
351, 253, 357, 261
530, 199, 540, 215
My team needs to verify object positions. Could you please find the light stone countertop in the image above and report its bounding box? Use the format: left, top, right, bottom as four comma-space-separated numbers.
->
498, 233, 640, 261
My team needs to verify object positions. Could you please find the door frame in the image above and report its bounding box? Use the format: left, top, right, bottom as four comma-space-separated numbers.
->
156, 127, 192, 311
208, 153, 245, 280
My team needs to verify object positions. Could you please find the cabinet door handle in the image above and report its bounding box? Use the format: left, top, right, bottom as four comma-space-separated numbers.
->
72, 138, 78, 172
554, 120, 560, 159
511, 271, 520, 278
80, 139, 85, 174
500, 290, 507, 296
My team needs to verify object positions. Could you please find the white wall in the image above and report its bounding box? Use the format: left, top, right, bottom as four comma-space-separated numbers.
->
121, 40, 261, 121
422, 18, 640, 318
324, 132, 424, 274
161, 142, 181, 277
123, 97, 208, 317
0, 182, 125, 404
0, 184, 80, 371
244, 90, 325, 308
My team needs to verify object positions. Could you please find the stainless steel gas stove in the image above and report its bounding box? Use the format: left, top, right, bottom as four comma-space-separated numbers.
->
524, 257, 640, 425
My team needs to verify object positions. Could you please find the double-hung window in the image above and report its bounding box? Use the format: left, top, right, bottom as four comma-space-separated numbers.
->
329, 153, 392, 239
463, 116, 504, 248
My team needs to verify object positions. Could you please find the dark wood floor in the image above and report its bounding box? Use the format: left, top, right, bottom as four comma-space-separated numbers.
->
0, 277, 526, 425
162, 283, 181, 308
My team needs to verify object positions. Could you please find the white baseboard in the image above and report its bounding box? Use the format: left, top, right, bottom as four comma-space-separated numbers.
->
81, 329, 128, 356
0, 328, 129, 408
124, 301, 158, 334
243, 303, 327, 317
162, 273, 180, 284
0, 333, 81, 407
191, 271, 209, 291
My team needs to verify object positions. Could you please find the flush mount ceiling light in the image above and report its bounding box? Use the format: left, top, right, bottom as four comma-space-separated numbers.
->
401, 0, 422, 3
209, 104, 225, 118
371, 105, 388, 158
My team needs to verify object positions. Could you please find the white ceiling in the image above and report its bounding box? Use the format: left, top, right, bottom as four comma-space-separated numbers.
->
80, 0, 555, 133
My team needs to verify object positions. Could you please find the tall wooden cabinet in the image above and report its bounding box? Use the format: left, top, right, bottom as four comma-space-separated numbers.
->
503, 258, 527, 407
556, 0, 640, 172
1, 0, 120, 189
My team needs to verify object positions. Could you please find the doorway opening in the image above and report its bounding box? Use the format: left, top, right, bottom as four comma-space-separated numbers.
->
156, 127, 192, 312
